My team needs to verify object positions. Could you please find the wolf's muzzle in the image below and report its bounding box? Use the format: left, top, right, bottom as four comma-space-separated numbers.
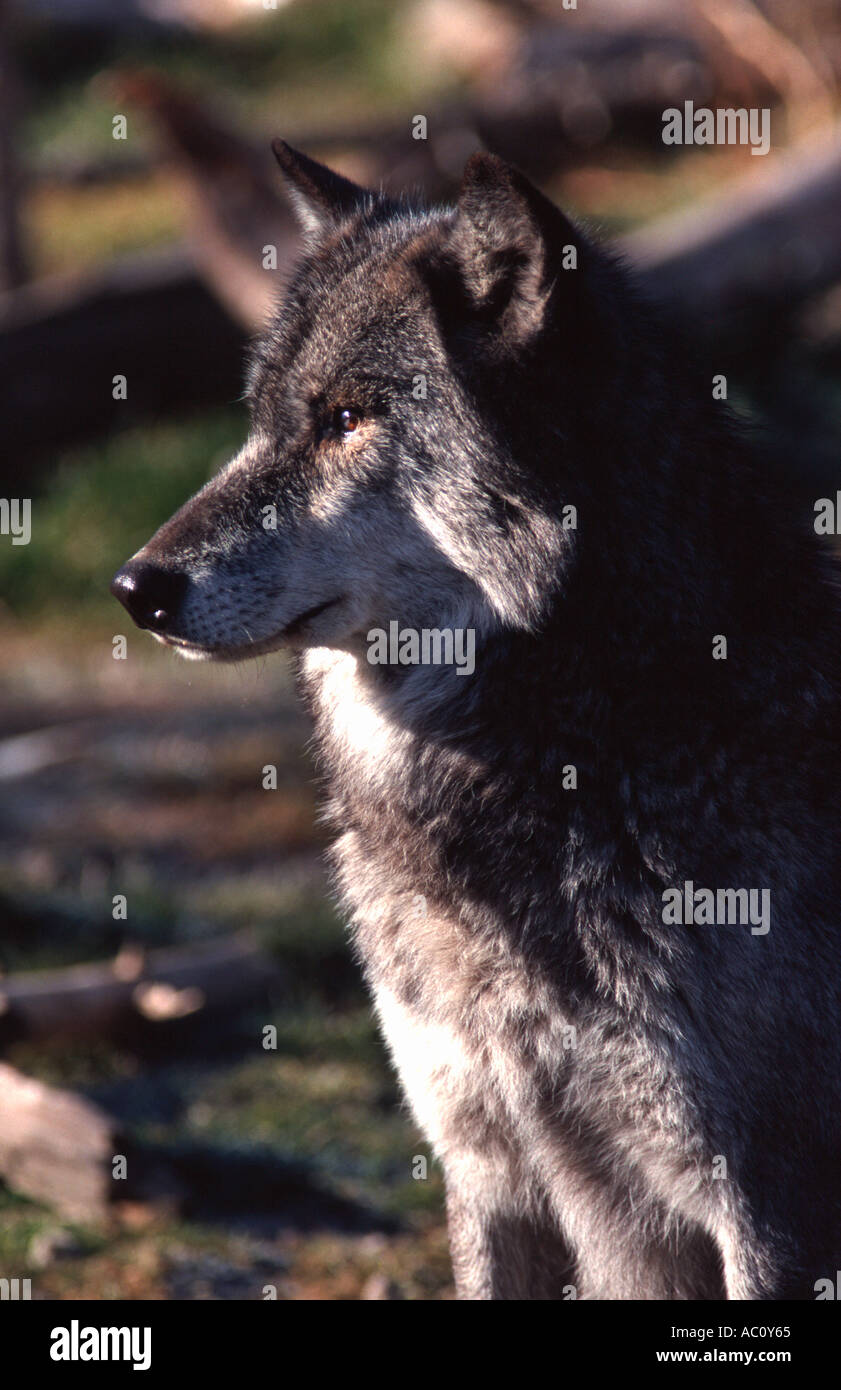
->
110, 561, 188, 633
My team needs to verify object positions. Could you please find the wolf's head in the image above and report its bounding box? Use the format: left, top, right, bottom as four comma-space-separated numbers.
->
112, 143, 623, 662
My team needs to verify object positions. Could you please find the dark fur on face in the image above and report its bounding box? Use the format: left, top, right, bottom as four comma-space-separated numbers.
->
113, 143, 841, 1299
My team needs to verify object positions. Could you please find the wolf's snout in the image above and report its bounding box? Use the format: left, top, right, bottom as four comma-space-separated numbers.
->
110, 560, 188, 633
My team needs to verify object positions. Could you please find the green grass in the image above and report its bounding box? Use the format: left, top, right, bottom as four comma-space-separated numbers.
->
0, 877, 446, 1294
21, 1, 413, 169
18, 2, 426, 276
27, 175, 182, 274
0, 408, 247, 620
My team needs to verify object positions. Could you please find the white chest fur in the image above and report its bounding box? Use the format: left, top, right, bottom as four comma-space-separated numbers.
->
302, 646, 414, 795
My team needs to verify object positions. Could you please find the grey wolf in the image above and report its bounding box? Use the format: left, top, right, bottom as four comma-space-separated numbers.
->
112, 141, 841, 1299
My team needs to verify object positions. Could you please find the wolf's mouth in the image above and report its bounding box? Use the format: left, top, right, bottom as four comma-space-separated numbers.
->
157, 595, 344, 661
281, 594, 341, 636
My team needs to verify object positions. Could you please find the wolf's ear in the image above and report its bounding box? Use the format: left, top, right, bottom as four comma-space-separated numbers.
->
272, 140, 371, 234
452, 153, 582, 342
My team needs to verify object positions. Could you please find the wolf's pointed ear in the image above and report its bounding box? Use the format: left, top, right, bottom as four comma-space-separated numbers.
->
272, 140, 370, 234
452, 153, 582, 342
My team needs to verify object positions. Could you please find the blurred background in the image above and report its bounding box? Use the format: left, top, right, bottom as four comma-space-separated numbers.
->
1, 0, 841, 1300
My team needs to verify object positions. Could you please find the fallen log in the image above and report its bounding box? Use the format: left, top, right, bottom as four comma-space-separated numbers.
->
625, 129, 841, 341
1, 245, 246, 478
0, 931, 281, 1046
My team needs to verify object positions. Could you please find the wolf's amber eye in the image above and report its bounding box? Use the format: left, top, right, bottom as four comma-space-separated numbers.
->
333, 407, 362, 435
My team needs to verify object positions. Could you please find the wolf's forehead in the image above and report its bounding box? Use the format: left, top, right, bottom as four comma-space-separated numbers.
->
262, 244, 431, 379
309, 224, 431, 318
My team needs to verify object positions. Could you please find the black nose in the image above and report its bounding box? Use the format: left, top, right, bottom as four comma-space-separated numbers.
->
110, 561, 188, 632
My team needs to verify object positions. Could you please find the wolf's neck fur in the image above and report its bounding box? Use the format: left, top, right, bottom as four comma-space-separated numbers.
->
299, 328, 839, 981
